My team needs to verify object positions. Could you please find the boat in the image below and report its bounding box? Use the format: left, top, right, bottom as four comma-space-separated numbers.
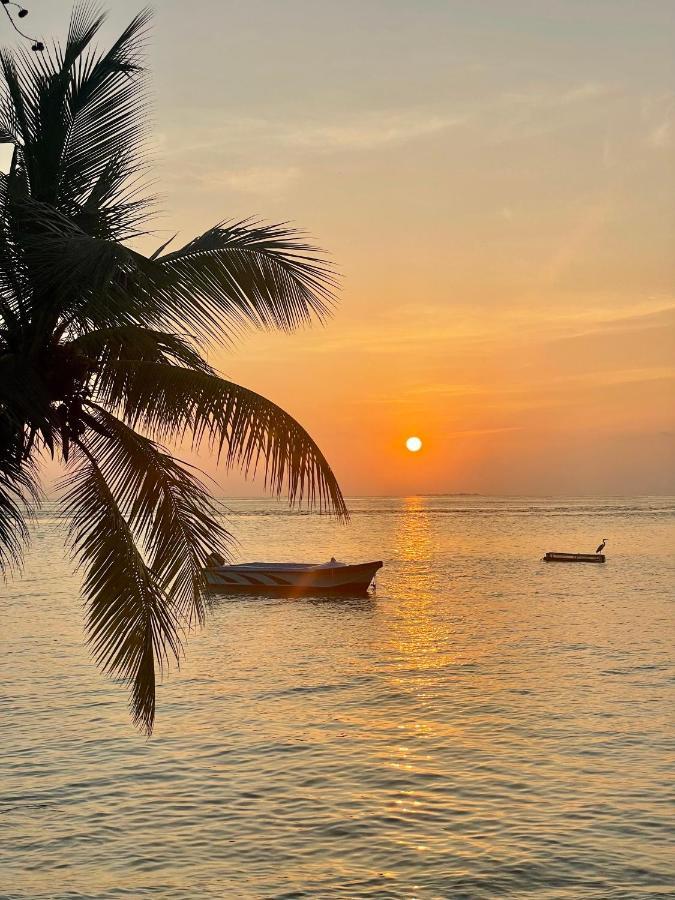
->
543, 552, 605, 564
203, 555, 383, 595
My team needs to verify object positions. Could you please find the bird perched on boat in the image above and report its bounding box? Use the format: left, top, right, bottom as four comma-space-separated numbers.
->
596, 539, 607, 554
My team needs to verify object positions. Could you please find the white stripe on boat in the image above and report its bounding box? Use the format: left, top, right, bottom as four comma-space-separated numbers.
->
203, 559, 383, 594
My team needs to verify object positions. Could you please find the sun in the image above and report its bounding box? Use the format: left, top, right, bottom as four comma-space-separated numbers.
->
406, 436, 423, 452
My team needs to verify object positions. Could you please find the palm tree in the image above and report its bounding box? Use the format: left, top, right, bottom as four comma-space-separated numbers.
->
0, 5, 347, 734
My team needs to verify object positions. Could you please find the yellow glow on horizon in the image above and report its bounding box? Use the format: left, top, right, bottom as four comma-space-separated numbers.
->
406, 436, 423, 453
119, 0, 675, 497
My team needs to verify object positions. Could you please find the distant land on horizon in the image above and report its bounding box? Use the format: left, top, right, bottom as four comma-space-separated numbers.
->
206, 492, 673, 501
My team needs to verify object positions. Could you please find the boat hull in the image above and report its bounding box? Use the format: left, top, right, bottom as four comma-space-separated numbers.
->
204, 561, 383, 595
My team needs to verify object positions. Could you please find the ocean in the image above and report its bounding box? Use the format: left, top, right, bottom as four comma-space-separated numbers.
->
2, 496, 674, 899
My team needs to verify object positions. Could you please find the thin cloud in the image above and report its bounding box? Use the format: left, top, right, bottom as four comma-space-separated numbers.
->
642, 92, 674, 149
158, 108, 467, 158
205, 165, 300, 195
281, 112, 466, 151
490, 82, 618, 144
647, 117, 672, 148
501, 82, 616, 110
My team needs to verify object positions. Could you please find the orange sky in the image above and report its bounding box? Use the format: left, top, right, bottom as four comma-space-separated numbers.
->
32, 1, 675, 495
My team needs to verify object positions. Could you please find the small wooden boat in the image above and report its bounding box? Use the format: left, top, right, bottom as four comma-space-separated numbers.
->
543, 552, 605, 564
204, 556, 383, 595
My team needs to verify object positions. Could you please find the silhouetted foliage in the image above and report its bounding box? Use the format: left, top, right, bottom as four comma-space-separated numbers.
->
0, 5, 346, 734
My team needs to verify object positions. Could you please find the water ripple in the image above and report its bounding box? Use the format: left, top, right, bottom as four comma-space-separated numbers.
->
1, 496, 674, 898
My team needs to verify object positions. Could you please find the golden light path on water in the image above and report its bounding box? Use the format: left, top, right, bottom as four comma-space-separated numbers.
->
2, 496, 674, 897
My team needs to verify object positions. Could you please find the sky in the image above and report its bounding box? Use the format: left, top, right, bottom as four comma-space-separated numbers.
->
23, 1, 675, 496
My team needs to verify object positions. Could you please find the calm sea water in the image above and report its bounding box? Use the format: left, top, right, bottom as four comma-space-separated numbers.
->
2, 496, 674, 899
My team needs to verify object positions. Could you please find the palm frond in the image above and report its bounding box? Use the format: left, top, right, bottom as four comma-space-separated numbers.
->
81, 403, 232, 625
93, 359, 349, 519
152, 220, 338, 344
0, 5, 348, 735
0, 174, 29, 332
0, 351, 54, 442
0, 445, 38, 576
0, 52, 33, 156
0, 4, 152, 237
0, 479, 30, 573
0, 9, 101, 204
70, 324, 211, 373
62, 437, 184, 734
59, 6, 152, 228
9, 200, 164, 334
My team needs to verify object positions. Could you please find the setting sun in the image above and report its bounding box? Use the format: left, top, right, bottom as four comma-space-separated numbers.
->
1, 5, 672, 900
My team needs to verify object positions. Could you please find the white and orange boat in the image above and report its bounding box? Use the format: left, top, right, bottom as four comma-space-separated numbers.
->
204, 555, 382, 595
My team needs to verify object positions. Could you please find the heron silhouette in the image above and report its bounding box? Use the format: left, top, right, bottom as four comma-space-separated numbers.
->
596, 538, 607, 554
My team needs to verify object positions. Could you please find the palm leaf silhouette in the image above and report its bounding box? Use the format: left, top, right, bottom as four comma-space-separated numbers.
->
0, 4, 346, 734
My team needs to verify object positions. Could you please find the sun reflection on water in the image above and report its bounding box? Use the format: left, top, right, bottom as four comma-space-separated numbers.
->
3, 497, 673, 897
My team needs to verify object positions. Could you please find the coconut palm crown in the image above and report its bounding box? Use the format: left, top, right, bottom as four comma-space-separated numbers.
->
0, 6, 347, 734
